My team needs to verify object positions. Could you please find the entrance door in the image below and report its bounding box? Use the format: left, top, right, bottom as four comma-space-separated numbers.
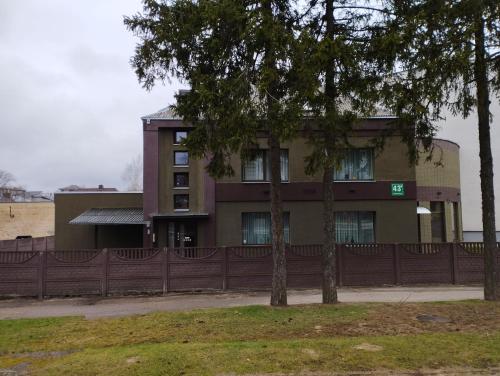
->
174, 222, 197, 247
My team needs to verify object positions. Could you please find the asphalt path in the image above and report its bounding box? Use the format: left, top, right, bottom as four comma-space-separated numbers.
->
0, 286, 483, 320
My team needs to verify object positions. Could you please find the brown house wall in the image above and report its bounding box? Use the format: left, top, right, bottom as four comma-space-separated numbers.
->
54, 193, 143, 250
218, 136, 415, 183
216, 200, 417, 246
158, 129, 205, 214
143, 118, 460, 248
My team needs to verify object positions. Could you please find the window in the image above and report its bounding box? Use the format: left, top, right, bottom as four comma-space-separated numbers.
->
430, 201, 445, 242
174, 172, 189, 188
242, 212, 290, 245
174, 151, 189, 166
174, 194, 189, 210
242, 150, 288, 182
335, 212, 375, 243
174, 131, 188, 144
334, 148, 374, 181
452, 202, 460, 241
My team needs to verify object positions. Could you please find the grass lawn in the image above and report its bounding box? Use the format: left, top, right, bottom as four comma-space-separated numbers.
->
0, 300, 499, 375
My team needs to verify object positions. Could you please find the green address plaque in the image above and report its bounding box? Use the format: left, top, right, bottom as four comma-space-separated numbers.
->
391, 182, 405, 197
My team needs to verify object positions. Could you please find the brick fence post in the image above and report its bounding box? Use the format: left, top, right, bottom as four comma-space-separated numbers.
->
102, 249, 109, 297
222, 246, 228, 290
162, 247, 168, 295
393, 244, 401, 285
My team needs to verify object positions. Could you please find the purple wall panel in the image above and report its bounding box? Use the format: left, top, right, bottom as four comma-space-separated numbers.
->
399, 247, 452, 284
108, 278, 163, 294
169, 277, 222, 290
45, 281, 101, 296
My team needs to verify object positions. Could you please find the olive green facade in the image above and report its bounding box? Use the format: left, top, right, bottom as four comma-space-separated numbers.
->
148, 120, 460, 247
216, 200, 418, 246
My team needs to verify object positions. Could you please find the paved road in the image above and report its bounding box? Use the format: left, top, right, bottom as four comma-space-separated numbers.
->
0, 286, 483, 320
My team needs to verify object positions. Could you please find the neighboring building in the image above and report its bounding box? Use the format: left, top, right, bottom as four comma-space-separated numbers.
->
0, 188, 54, 240
140, 106, 462, 248
54, 192, 143, 250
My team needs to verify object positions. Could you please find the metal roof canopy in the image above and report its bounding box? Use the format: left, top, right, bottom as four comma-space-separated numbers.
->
70, 208, 144, 225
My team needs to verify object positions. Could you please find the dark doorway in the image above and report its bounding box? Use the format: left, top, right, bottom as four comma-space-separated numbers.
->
174, 221, 198, 247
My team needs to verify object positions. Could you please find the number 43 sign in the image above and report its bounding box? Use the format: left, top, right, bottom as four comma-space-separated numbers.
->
391, 182, 405, 197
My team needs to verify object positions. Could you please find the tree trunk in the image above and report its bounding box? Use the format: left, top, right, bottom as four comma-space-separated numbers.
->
269, 132, 287, 306
474, 15, 498, 301
261, 0, 287, 306
321, 0, 338, 304
322, 165, 338, 303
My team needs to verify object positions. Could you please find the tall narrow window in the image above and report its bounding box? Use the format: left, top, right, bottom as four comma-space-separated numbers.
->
430, 201, 445, 242
174, 151, 189, 166
242, 150, 288, 182
335, 212, 375, 243
242, 151, 265, 181
242, 212, 290, 245
452, 202, 460, 241
280, 150, 289, 182
334, 148, 374, 181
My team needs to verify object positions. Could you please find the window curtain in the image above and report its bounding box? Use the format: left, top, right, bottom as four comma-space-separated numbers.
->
280, 150, 289, 182
335, 212, 374, 243
357, 149, 373, 180
243, 150, 288, 182
242, 212, 290, 245
334, 149, 373, 181
358, 212, 375, 242
243, 151, 264, 181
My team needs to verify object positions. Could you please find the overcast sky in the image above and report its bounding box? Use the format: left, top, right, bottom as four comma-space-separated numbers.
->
0, 1, 498, 231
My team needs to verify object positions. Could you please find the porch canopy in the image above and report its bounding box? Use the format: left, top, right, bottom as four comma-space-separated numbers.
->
69, 208, 144, 225
417, 206, 432, 214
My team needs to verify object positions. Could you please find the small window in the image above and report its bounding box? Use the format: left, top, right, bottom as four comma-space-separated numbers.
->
430, 201, 446, 242
174, 172, 189, 188
174, 194, 189, 210
335, 211, 375, 243
334, 148, 374, 181
174, 151, 189, 166
174, 131, 188, 144
242, 212, 290, 245
242, 150, 288, 182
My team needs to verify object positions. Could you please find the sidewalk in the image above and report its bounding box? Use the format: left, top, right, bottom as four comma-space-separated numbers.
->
0, 286, 483, 320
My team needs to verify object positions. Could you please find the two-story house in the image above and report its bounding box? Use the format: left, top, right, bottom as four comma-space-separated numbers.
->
140, 106, 462, 249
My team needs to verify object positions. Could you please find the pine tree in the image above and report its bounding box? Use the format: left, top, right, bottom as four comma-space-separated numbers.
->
299, 0, 393, 303
384, 0, 500, 300
125, 0, 309, 305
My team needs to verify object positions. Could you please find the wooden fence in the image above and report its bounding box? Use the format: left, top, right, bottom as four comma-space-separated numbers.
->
0, 243, 498, 299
